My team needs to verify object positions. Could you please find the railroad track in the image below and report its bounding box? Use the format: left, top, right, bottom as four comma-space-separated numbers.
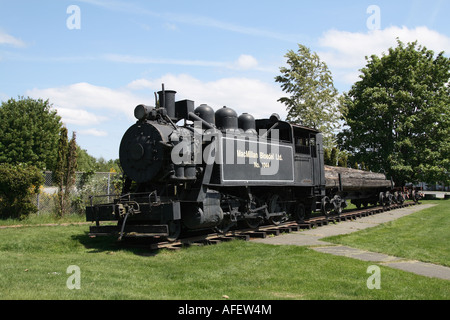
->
126, 201, 417, 251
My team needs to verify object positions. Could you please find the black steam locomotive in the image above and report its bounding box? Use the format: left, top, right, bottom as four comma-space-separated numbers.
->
86, 87, 403, 241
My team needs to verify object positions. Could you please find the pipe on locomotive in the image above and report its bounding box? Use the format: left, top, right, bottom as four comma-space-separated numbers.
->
135, 88, 215, 130
158, 89, 177, 121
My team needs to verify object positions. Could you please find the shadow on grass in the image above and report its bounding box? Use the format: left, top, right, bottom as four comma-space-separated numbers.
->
72, 231, 161, 257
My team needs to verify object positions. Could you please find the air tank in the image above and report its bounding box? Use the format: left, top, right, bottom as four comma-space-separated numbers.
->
238, 112, 256, 133
215, 106, 238, 130
194, 104, 215, 125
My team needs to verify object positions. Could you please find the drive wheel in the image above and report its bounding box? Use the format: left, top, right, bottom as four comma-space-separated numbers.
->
165, 220, 181, 242
330, 195, 342, 215
397, 193, 405, 204
379, 192, 386, 210
245, 218, 261, 229
321, 196, 333, 216
215, 216, 235, 234
268, 194, 287, 225
295, 203, 306, 222
245, 196, 265, 229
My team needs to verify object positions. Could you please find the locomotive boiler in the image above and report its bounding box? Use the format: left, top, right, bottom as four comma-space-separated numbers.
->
86, 87, 399, 241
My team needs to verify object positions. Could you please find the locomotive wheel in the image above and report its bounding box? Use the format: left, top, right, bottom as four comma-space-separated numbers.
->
165, 220, 181, 242
379, 192, 385, 208
397, 192, 405, 204
267, 194, 287, 225
245, 196, 265, 229
385, 191, 392, 206
412, 190, 420, 203
321, 196, 333, 216
245, 218, 261, 229
331, 195, 342, 215
215, 217, 235, 234
295, 203, 306, 222
393, 192, 399, 204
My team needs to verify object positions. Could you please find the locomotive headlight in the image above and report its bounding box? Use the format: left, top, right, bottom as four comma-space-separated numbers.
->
134, 104, 154, 120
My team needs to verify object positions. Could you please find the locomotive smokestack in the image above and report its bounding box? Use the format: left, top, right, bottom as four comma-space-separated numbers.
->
157, 88, 177, 121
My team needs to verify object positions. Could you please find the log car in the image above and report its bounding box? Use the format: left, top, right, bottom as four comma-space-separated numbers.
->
324, 165, 395, 213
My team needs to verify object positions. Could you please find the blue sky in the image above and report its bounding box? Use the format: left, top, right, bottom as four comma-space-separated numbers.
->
1, 0, 449, 161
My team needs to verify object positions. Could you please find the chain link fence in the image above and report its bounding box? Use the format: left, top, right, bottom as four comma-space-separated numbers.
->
36, 171, 121, 215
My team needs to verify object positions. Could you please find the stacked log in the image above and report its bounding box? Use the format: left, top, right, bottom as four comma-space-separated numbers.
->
324, 165, 391, 191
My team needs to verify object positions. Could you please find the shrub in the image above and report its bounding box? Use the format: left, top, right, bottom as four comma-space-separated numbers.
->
0, 163, 44, 219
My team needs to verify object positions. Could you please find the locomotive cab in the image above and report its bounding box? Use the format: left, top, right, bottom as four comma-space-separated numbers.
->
292, 124, 325, 190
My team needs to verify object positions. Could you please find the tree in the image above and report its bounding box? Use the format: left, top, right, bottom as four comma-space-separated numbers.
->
338, 40, 450, 186
275, 44, 341, 147
337, 151, 348, 168
0, 97, 62, 170
324, 146, 349, 168
76, 146, 97, 172
54, 127, 78, 217
93, 157, 122, 173
0, 163, 44, 219
66, 132, 78, 193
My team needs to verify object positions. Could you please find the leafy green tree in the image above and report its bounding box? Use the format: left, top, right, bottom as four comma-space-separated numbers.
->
76, 146, 97, 172
337, 151, 348, 168
0, 163, 44, 219
93, 157, 122, 173
0, 97, 62, 170
275, 44, 341, 147
323, 148, 331, 165
330, 147, 339, 166
338, 40, 450, 186
324, 146, 349, 168
76, 146, 121, 173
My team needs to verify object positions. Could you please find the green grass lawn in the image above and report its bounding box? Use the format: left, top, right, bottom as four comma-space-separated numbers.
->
0, 215, 449, 300
322, 199, 450, 267
0, 212, 86, 227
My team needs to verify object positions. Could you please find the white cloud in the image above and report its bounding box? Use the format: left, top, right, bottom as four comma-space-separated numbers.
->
235, 54, 259, 70
0, 30, 26, 47
318, 26, 450, 86
79, 128, 108, 137
25, 75, 286, 128
167, 12, 302, 43
105, 53, 268, 72
55, 108, 108, 126
23, 76, 287, 161
129, 74, 286, 119
0, 92, 9, 102
26, 82, 146, 125
104, 53, 226, 68
126, 78, 154, 91
164, 23, 178, 31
